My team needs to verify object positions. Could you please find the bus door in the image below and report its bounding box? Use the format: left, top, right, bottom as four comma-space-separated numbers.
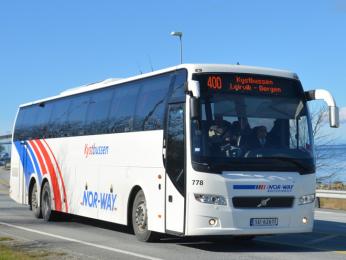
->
165, 103, 185, 234
18, 140, 28, 203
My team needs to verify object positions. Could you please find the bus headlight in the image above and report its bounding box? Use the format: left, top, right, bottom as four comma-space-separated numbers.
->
194, 194, 227, 206
298, 194, 315, 205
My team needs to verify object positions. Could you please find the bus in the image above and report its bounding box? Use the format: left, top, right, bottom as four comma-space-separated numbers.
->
10, 64, 339, 241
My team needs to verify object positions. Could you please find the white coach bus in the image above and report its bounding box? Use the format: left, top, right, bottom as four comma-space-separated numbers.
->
10, 64, 339, 241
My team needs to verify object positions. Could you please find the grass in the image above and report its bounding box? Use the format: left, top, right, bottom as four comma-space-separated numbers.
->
0, 237, 66, 260
0, 237, 13, 242
0, 244, 36, 260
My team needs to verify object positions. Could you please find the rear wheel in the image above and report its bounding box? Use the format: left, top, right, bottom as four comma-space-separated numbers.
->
30, 183, 42, 218
131, 190, 158, 242
41, 182, 53, 221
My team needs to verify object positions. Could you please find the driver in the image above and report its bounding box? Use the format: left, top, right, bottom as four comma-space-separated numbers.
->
209, 115, 231, 138
208, 115, 232, 153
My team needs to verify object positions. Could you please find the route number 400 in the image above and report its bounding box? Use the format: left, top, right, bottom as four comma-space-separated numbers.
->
207, 76, 222, 90
192, 180, 204, 185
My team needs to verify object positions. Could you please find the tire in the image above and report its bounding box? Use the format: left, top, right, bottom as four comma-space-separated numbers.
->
131, 190, 157, 242
30, 183, 42, 218
41, 182, 53, 221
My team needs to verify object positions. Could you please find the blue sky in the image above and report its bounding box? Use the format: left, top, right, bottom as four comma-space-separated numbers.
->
1, 1, 345, 140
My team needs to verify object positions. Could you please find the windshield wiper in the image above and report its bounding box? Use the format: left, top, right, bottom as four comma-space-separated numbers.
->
265, 157, 312, 173
192, 161, 221, 174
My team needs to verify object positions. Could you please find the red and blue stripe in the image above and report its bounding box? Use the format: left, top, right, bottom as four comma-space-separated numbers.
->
14, 139, 68, 213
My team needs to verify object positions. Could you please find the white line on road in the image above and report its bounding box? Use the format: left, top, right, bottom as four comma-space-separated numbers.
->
0, 229, 32, 242
305, 234, 338, 245
0, 221, 163, 260
315, 210, 346, 216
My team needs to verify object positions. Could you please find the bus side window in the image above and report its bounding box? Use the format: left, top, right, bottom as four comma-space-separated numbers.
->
108, 83, 140, 133
85, 89, 113, 135
14, 108, 28, 141
134, 75, 170, 131
22, 106, 38, 140
35, 102, 54, 139
170, 69, 187, 99
49, 98, 72, 138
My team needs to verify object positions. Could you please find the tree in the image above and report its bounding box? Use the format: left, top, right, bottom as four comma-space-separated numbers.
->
310, 104, 342, 185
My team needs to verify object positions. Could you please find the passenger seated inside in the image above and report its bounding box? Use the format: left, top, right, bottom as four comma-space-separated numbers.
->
229, 121, 241, 146
267, 119, 289, 148
247, 125, 270, 149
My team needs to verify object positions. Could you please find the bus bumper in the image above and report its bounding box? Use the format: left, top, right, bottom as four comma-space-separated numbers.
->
185, 198, 314, 236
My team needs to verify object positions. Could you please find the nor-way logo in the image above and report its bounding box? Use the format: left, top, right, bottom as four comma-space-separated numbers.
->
81, 190, 117, 211
233, 184, 294, 193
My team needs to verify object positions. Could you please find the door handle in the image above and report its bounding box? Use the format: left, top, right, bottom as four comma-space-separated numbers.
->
168, 195, 173, 202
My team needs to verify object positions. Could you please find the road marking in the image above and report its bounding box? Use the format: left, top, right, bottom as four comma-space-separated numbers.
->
315, 210, 346, 217
0, 221, 162, 260
306, 234, 338, 244
259, 238, 346, 256
314, 231, 346, 238
0, 229, 32, 242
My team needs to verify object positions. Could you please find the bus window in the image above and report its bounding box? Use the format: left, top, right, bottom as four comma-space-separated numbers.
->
134, 75, 170, 131
49, 98, 72, 138
34, 102, 54, 139
170, 70, 187, 99
14, 108, 29, 141
22, 106, 39, 140
108, 83, 140, 133
166, 103, 185, 195
66, 94, 90, 136
85, 89, 113, 135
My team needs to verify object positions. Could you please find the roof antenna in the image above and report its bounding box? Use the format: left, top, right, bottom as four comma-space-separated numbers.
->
136, 61, 143, 74
147, 54, 154, 72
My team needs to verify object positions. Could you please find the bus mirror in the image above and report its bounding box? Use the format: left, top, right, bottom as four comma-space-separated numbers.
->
190, 97, 200, 120
188, 80, 200, 98
329, 106, 339, 128
305, 89, 340, 128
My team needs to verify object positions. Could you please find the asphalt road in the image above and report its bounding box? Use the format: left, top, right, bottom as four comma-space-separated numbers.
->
0, 168, 345, 260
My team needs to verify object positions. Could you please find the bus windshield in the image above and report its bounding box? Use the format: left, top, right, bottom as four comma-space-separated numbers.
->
191, 73, 315, 174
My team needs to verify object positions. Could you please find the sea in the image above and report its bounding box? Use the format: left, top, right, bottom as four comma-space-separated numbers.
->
316, 144, 346, 184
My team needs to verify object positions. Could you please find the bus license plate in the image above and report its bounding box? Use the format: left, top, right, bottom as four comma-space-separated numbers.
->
250, 218, 278, 227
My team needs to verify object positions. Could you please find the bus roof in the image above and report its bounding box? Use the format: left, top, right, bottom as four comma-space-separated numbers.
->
19, 64, 299, 108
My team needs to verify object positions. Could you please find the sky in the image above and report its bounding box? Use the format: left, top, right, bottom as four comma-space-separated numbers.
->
1, 1, 346, 140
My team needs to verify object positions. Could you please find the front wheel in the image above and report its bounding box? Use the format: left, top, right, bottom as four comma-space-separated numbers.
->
41, 182, 54, 221
132, 190, 158, 242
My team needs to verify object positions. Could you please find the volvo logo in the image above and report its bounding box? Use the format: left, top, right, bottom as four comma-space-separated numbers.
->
257, 198, 271, 208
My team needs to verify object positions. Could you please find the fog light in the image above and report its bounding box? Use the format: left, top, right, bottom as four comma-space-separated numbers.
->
302, 217, 308, 224
209, 218, 217, 226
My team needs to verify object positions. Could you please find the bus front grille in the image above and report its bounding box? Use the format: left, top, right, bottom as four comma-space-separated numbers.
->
232, 196, 294, 208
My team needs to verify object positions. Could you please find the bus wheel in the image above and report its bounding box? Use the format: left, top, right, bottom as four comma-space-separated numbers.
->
30, 183, 42, 218
41, 182, 53, 221
132, 190, 157, 242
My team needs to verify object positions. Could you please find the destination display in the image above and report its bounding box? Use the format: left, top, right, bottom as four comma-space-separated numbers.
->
194, 73, 301, 97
